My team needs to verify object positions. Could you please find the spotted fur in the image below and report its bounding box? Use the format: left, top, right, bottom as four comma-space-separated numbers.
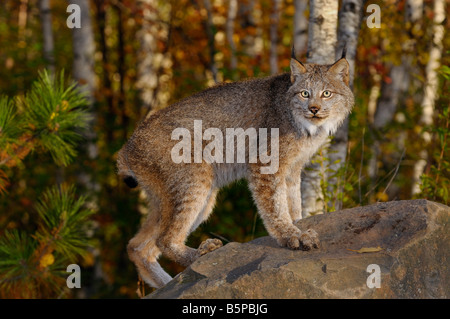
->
117, 55, 354, 289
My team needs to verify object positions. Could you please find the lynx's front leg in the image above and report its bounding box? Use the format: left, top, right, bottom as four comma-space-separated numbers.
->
248, 169, 319, 250
286, 161, 303, 223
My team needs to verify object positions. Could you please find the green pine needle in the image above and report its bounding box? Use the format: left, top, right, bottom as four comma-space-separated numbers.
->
21, 70, 91, 166
0, 96, 21, 146
0, 229, 36, 283
34, 184, 95, 260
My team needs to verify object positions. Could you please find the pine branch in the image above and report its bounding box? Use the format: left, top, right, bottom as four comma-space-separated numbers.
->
34, 184, 95, 261
21, 70, 91, 166
0, 70, 91, 194
0, 184, 94, 298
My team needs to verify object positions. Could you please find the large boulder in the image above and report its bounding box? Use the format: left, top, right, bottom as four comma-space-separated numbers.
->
147, 199, 449, 299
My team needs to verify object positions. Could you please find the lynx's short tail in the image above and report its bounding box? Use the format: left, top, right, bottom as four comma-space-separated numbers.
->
117, 146, 138, 188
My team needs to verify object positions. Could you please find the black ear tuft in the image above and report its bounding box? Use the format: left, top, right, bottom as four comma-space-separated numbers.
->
291, 45, 304, 65
340, 43, 347, 59
291, 45, 298, 61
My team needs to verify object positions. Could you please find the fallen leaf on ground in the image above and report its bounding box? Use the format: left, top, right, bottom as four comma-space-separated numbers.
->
346, 246, 383, 253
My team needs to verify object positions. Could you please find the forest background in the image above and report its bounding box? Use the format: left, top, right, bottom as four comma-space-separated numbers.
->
0, 0, 448, 298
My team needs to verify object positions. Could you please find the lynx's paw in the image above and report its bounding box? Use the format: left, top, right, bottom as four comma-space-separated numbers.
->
299, 229, 320, 251
283, 228, 320, 251
198, 238, 223, 256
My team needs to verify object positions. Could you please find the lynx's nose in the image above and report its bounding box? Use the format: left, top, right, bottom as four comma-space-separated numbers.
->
309, 105, 320, 115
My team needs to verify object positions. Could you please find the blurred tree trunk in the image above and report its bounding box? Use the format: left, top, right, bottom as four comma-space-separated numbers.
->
18, 0, 28, 40
301, 0, 338, 217
202, 0, 218, 83
293, 0, 308, 56
226, 0, 238, 75
115, 4, 127, 139
17, 0, 29, 90
67, 0, 98, 188
136, 0, 172, 119
269, 0, 281, 75
412, 0, 445, 195
69, 0, 96, 107
93, 0, 114, 143
38, 0, 55, 74
136, 0, 158, 113
238, 0, 258, 58
326, 0, 365, 211
68, 0, 101, 298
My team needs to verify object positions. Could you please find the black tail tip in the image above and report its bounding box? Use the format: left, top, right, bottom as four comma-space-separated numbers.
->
123, 176, 138, 188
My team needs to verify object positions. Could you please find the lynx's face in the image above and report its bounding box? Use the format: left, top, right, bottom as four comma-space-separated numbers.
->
287, 58, 354, 136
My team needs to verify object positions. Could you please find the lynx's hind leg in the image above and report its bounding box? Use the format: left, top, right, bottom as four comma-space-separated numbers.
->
190, 188, 223, 256
156, 168, 222, 267
127, 186, 172, 288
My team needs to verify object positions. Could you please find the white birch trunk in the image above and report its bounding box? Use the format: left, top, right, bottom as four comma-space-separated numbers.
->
411, 0, 445, 195
293, 0, 308, 55
305, 0, 338, 65
405, 0, 424, 23
301, 0, 338, 217
326, 0, 365, 210
136, 0, 172, 117
68, 0, 96, 107
67, 0, 98, 196
136, 0, 159, 112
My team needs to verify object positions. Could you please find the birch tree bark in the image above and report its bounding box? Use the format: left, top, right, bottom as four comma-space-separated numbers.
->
136, 0, 156, 112
68, 0, 96, 108
326, 0, 365, 211
293, 0, 308, 56
38, 0, 55, 74
269, 0, 281, 75
412, 0, 445, 195
301, 0, 338, 217
67, 1, 100, 292
305, 0, 338, 64
136, 0, 172, 116
67, 0, 98, 190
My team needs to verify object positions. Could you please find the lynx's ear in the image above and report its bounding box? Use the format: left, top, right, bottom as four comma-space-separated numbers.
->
290, 46, 307, 83
328, 58, 350, 86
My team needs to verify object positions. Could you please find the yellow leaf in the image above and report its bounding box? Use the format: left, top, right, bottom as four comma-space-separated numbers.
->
376, 192, 389, 202
39, 253, 55, 268
347, 246, 383, 254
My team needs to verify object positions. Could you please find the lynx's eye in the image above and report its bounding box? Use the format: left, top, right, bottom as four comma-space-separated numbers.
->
322, 90, 332, 98
300, 90, 310, 98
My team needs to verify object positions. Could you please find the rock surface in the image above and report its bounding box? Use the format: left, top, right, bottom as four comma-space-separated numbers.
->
147, 199, 449, 299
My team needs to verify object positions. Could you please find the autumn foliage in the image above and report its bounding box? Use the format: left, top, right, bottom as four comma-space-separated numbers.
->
0, 0, 448, 298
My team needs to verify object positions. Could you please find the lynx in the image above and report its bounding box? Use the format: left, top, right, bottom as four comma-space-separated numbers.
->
117, 48, 354, 288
